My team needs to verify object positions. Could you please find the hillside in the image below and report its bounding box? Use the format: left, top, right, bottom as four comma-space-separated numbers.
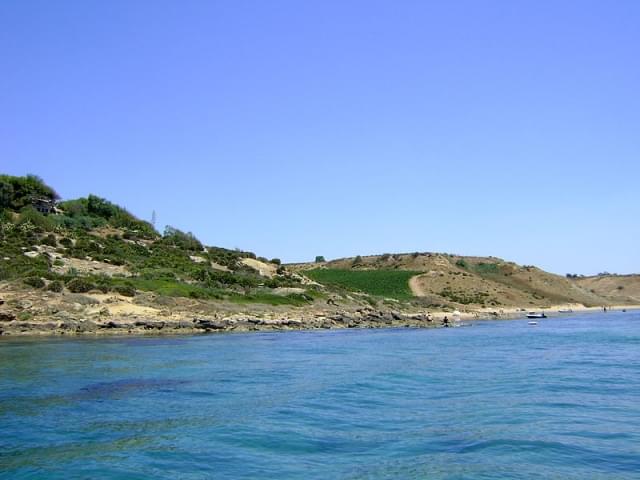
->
1, 174, 636, 336
0, 175, 333, 305
574, 275, 640, 304
291, 252, 620, 309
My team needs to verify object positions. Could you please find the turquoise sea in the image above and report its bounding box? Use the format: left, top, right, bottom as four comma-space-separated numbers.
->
1, 312, 639, 479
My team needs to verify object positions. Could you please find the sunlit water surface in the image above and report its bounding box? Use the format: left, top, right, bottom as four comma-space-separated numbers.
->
1, 312, 639, 479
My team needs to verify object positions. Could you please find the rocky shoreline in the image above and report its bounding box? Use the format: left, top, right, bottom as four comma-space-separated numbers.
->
0, 307, 447, 336
2, 285, 635, 337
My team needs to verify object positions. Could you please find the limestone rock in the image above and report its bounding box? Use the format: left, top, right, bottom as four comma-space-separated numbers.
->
0, 311, 16, 322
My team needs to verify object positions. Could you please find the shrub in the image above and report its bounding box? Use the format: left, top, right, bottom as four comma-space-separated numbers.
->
115, 282, 136, 297
270, 258, 281, 265
24, 276, 45, 288
162, 226, 203, 251
17, 311, 33, 321
455, 259, 468, 269
41, 234, 57, 247
66, 277, 95, 293
315, 256, 325, 263
352, 255, 363, 266
94, 277, 111, 293
59, 237, 73, 248
0, 174, 59, 210
18, 207, 56, 232
473, 262, 500, 274
47, 280, 64, 292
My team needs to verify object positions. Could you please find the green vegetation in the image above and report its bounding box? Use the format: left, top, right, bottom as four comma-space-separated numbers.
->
472, 262, 501, 275
66, 278, 95, 293
315, 256, 325, 263
57, 194, 157, 238
0, 174, 59, 210
23, 276, 45, 289
455, 259, 468, 269
304, 269, 419, 300
162, 225, 202, 251
0, 174, 311, 306
47, 280, 64, 293
439, 287, 497, 305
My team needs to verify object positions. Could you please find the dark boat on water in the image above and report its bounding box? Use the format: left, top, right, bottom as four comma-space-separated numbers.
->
526, 312, 547, 319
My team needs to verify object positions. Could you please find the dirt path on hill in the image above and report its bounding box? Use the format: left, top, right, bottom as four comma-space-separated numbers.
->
408, 274, 426, 297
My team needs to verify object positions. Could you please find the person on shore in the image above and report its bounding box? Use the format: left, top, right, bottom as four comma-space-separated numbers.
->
442, 316, 449, 327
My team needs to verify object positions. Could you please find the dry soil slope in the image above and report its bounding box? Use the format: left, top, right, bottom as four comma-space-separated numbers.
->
575, 275, 640, 304
291, 253, 610, 308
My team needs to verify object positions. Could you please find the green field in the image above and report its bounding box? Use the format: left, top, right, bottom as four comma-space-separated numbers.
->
305, 269, 419, 300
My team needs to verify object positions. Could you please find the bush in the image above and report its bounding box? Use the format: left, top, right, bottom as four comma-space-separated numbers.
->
18, 207, 56, 232
162, 226, 203, 251
66, 277, 95, 293
41, 234, 57, 247
0, 174, 59, 210
115, 282, 136, 297
57, 195, 157, 237
455, 259, 468, 269
47, 280, 64, 292
270, 258, 281, 265
94, 277, 111, 294
59, 237, 73, 248
315, 256, 325, 263
24, 276, 45, 288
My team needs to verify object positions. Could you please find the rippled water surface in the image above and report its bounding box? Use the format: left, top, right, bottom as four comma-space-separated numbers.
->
1, 312, 639, 479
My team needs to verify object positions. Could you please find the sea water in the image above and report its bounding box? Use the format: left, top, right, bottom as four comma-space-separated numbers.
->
1, 312, 639, 479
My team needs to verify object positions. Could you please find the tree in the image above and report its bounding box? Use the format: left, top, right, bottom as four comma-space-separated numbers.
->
163, 225, 203, 251
315, 255, 325, 263
0, 180, 14, 210
0, 174, 59, 210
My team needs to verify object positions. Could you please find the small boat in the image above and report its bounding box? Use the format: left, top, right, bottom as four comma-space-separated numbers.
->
558, 309, 573, 313
528, 321, 538, 326
453, 322, 473, 327
526, 312, 547, 319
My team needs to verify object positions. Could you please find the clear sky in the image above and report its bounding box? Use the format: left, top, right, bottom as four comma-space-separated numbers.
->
2, 1, 639, 275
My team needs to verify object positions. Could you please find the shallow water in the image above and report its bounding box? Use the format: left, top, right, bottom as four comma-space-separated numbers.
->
1, 312, 639, 479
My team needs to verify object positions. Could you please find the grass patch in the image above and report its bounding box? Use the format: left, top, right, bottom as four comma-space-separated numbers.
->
305, 269, 419, 300
472, 262, 501, 275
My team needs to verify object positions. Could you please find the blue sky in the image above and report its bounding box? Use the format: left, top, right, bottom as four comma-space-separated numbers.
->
2, 1, 639, 274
